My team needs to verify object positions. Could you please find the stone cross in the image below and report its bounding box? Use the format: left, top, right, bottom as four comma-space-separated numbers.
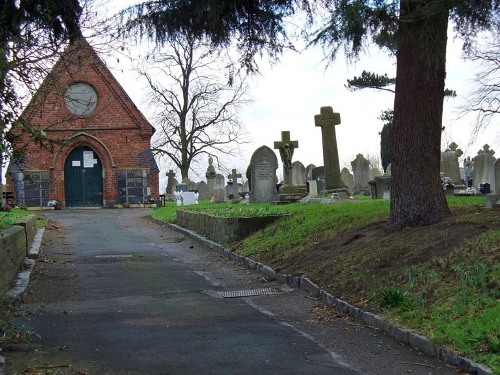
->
166, 169, 175, 194
274, 131, 298, 186
314, 106, 341, 189
449, 142, 463, 158
227, 168, 242, 197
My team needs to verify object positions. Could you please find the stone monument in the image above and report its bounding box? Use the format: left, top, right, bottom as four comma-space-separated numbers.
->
248, 146, 278, 202
440, 142, 463, 185
206, 155, 217, 199
472, 144, 496, 192
314, 106, 342, 190
351, 153, 370, 193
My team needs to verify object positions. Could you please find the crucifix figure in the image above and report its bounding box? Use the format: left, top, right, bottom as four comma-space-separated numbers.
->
274, 131, 298, 188
314, 106, 341, 190
227, 168, 242, 197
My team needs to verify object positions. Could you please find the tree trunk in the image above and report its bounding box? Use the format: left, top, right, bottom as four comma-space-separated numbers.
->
386, 0, 451, 232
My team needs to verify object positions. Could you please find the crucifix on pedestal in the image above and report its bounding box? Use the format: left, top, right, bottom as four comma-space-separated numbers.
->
314, 106, 341, 190
274, 131, 298, 187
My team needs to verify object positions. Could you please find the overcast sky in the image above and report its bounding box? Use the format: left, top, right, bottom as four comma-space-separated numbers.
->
97, 2, 499, 188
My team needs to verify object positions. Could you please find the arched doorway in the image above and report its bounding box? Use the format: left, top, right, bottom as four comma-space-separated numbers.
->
64, 146, 103, 207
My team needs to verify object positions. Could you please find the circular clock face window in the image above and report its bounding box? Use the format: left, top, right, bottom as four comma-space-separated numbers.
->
64, 83, 98, 116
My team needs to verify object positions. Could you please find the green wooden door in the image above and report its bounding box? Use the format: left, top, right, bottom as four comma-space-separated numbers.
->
64, 146, 103, 207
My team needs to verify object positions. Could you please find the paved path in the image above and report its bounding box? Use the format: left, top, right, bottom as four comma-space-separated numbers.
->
5, 209, 459, 374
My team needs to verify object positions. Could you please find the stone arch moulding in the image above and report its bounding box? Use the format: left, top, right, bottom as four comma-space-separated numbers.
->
51, 132, 116, 171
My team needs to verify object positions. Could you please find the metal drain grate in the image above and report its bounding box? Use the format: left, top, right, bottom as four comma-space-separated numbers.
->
218, 288, 279, 298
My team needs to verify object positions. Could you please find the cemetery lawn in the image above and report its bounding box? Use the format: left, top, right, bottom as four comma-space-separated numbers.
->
150, 196, 499, 371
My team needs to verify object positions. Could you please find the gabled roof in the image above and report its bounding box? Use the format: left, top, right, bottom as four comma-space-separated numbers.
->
22, 37, 155, 135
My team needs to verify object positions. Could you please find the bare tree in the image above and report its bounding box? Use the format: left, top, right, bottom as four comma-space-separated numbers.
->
137, 34, 249, 180
461, 16, 499, 139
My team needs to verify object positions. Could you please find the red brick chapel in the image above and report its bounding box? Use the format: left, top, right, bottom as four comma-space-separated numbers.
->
6, 38, 159, 208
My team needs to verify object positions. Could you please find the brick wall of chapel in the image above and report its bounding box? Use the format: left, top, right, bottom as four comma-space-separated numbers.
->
7, 39, 159, 205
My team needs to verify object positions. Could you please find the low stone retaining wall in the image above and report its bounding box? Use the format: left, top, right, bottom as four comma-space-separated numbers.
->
176, 210, 284, 244
0, 216, 36, 293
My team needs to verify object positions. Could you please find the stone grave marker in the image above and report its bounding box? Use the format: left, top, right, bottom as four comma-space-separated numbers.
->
495, 159, 500, 194
175, 183, 189, 192
472, 144, 496, 192
305, 164, 316, 181
314, 106, 341, 189
197, 181, 207, 200
291, 161, 307, 187
351, 153, 370, 192
248, 146, 278, 202
440, 142, 463, 184
206, 155, 217, 199
166, 170, 176, 194
183, 191, 198, 205
274, 131, 298, 190
227, 168, 242, 198
213, 174, 226, 202
308, 180, 319, 198
340, 167, 354, 190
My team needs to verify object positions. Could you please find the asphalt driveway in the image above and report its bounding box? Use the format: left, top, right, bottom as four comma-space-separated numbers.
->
4, 209, 459, 375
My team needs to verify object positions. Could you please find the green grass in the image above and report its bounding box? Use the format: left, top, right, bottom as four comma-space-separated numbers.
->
149, 195, 499, 371
0, 208, 48, 229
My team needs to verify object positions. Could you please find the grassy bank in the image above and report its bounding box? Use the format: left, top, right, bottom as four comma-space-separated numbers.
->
150, 196, 499, 371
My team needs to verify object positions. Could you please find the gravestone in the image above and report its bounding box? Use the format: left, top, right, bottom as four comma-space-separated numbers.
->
308, 180, 319, 198
243, 180, 249, 195
227, 168, 242, 198
188, 181, 198, 192
440, 142, 463, 184
183, 191, 198, 206
197, 181, 207, 200
314, 106, 341, 189
213, 174, 226, 203
463, 157, 472, 187
206, 155, 217, 199
291, 161, 307, 187
312, 166, 325, 181
274, 131, 298, 191
351, 153, 370, 192
340, 168, 354, 191
249, 146, 278, 202
305, 164, 316, 181
472, 144, 496, 192
165, 170, 176, 195
175, 183, 189, 192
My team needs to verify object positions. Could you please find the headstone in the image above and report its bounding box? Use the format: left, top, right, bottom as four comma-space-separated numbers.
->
291, 161, 307, 186
472, 144, 496, 192
227, 168, 242, 197
197, 181, 207, 200
340, 167, 354, 190
305, 164, 316, 181
175, 183, 189, 192
314, 106, 341, 189
165, 170, 176, 194
274, 131, 298, 189
182, 191, 198, 205
213, 174, 226, 202
243, 180, 249, 195
206, 155, 217, 199
312, 166, 325, 181
440, 142, 463, 185
351, 154, 370, 193
308, 180, 319, 198
249, 145, 278, 202
188, 181, 198, 192
463, 157, 472, 186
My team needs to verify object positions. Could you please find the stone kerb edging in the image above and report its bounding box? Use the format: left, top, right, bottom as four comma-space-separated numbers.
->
148, 217, 493, 375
